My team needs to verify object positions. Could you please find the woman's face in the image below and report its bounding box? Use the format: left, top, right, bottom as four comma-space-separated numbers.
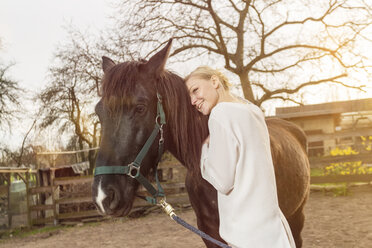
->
186, 76, 219, 115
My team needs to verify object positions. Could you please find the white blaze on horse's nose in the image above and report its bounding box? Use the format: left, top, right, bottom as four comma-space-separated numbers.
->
96, 180, 107, 214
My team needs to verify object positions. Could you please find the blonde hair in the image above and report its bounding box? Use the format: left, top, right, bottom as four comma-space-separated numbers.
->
185, 66, 232, 91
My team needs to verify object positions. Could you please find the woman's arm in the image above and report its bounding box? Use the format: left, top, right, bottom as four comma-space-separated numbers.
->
200, 118, 239, 195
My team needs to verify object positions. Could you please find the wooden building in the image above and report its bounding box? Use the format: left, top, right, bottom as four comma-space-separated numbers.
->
275, 98, 372, 157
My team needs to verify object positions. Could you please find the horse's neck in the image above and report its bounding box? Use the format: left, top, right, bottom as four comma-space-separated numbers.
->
165, 113, 208, 172
165, 136, 191, 169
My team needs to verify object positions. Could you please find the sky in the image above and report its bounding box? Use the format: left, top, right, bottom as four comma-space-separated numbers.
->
0, 0, 113, 150
1, 1, 371, 104
0, 0, 112, 92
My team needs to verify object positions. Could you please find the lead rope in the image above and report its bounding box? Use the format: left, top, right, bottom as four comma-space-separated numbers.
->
159, 199, 232, 248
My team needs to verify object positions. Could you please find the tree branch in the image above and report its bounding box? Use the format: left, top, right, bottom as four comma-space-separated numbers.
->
257, 73, 355, 105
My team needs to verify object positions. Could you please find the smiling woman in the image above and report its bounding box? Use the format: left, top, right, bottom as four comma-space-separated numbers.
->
185, 66, 299, 247
185, 66, 238, 115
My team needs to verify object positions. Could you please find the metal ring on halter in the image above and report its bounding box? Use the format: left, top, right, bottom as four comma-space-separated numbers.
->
157, 93, 162, 103
155, 115, 161, 125
159, 126, 164, 144
128, 163, 140, 178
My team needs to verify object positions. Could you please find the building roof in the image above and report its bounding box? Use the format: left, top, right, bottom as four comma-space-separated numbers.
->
275, 98, 372, 119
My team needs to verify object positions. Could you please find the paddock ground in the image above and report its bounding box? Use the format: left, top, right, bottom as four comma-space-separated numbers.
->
1, 184, 371, 248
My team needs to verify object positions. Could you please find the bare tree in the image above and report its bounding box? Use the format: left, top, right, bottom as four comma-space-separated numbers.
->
38, 30, 102, 174
0, 63, 22, 128
0, 118, 37, 168
1, 38, 33, 167
112, 0, 371, 106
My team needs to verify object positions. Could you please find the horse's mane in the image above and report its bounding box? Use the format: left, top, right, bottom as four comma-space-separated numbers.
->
100, 61, 209, 174
156, 71, 209, 172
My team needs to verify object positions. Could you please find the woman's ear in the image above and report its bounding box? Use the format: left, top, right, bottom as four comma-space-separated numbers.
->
211, 75, 221, 89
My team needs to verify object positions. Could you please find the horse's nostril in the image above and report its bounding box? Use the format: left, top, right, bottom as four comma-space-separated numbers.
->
108, 188, 115, 201
107, 186, 120, 210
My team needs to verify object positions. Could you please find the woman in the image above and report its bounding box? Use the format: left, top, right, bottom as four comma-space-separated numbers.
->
185, 66, 296, 248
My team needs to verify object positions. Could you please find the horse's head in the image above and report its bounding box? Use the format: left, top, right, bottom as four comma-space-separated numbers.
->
92, 40, 173, 216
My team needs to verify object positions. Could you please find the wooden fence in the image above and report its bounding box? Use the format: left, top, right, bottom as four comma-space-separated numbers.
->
2, 165, 372, 228
3, 127, 372, 228
28, 165, 371, 227
26, 163, 189, 227
0, 168, 37, 228
311, 174, 372, 184
306, 127, 372, 163
307, 128, 372, 184
27, 178, 190, 226
29, 128, 372, 225
309, 153, 372, 168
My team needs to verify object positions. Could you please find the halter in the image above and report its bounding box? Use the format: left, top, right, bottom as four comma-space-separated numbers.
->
94, 92, 166, 204
93, 92, 232, 248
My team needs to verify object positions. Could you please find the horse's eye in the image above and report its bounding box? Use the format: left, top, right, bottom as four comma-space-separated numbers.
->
135, 105, 146, 114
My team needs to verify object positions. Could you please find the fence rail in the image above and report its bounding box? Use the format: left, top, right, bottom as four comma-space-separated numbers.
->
28, 169, 372, 226
306, 128, 372, 168
311, 174, 372, 184
306, 127, 372, 143
3, 129, 372, 229
27, 173, 190, 226
309, 153, 372, 168
54, 176, 92, 186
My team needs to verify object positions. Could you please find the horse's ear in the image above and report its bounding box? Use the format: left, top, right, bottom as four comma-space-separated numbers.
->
102, 56, 115, 73
144, 39, 172, 75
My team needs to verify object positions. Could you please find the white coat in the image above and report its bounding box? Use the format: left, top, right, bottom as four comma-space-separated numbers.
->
200, 102, 296, 248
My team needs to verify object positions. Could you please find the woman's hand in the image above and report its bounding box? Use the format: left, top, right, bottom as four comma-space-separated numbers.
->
203, 135, 210, 146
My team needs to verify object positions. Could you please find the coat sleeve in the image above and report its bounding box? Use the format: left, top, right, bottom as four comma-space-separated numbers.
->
200, 117, 239, 195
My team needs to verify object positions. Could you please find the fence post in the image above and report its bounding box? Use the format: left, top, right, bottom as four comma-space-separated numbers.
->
25, 171, 31, 227
50, 170, 58, 226
6, 174, 12, 228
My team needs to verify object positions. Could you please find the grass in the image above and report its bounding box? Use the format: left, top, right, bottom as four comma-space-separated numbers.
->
310, 168, 351, 196
0, 225, 68, 241
310, 168, 324, 177
0, 220, 108, 242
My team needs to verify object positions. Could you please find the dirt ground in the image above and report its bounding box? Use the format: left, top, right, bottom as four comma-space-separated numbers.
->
1, 184, 371, 248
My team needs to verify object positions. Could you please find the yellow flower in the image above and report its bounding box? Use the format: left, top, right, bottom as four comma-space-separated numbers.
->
330, 148, 339, 156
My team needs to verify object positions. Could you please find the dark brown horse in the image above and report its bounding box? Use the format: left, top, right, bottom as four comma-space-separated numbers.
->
92, 40, 310, 248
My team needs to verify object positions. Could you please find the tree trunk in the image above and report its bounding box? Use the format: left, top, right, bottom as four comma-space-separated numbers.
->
88, 150, 96, 175
238, 72, 255, 104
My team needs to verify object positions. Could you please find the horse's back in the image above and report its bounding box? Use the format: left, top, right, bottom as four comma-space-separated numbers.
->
266, 117, 307, 153
265, 117, 310, 217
